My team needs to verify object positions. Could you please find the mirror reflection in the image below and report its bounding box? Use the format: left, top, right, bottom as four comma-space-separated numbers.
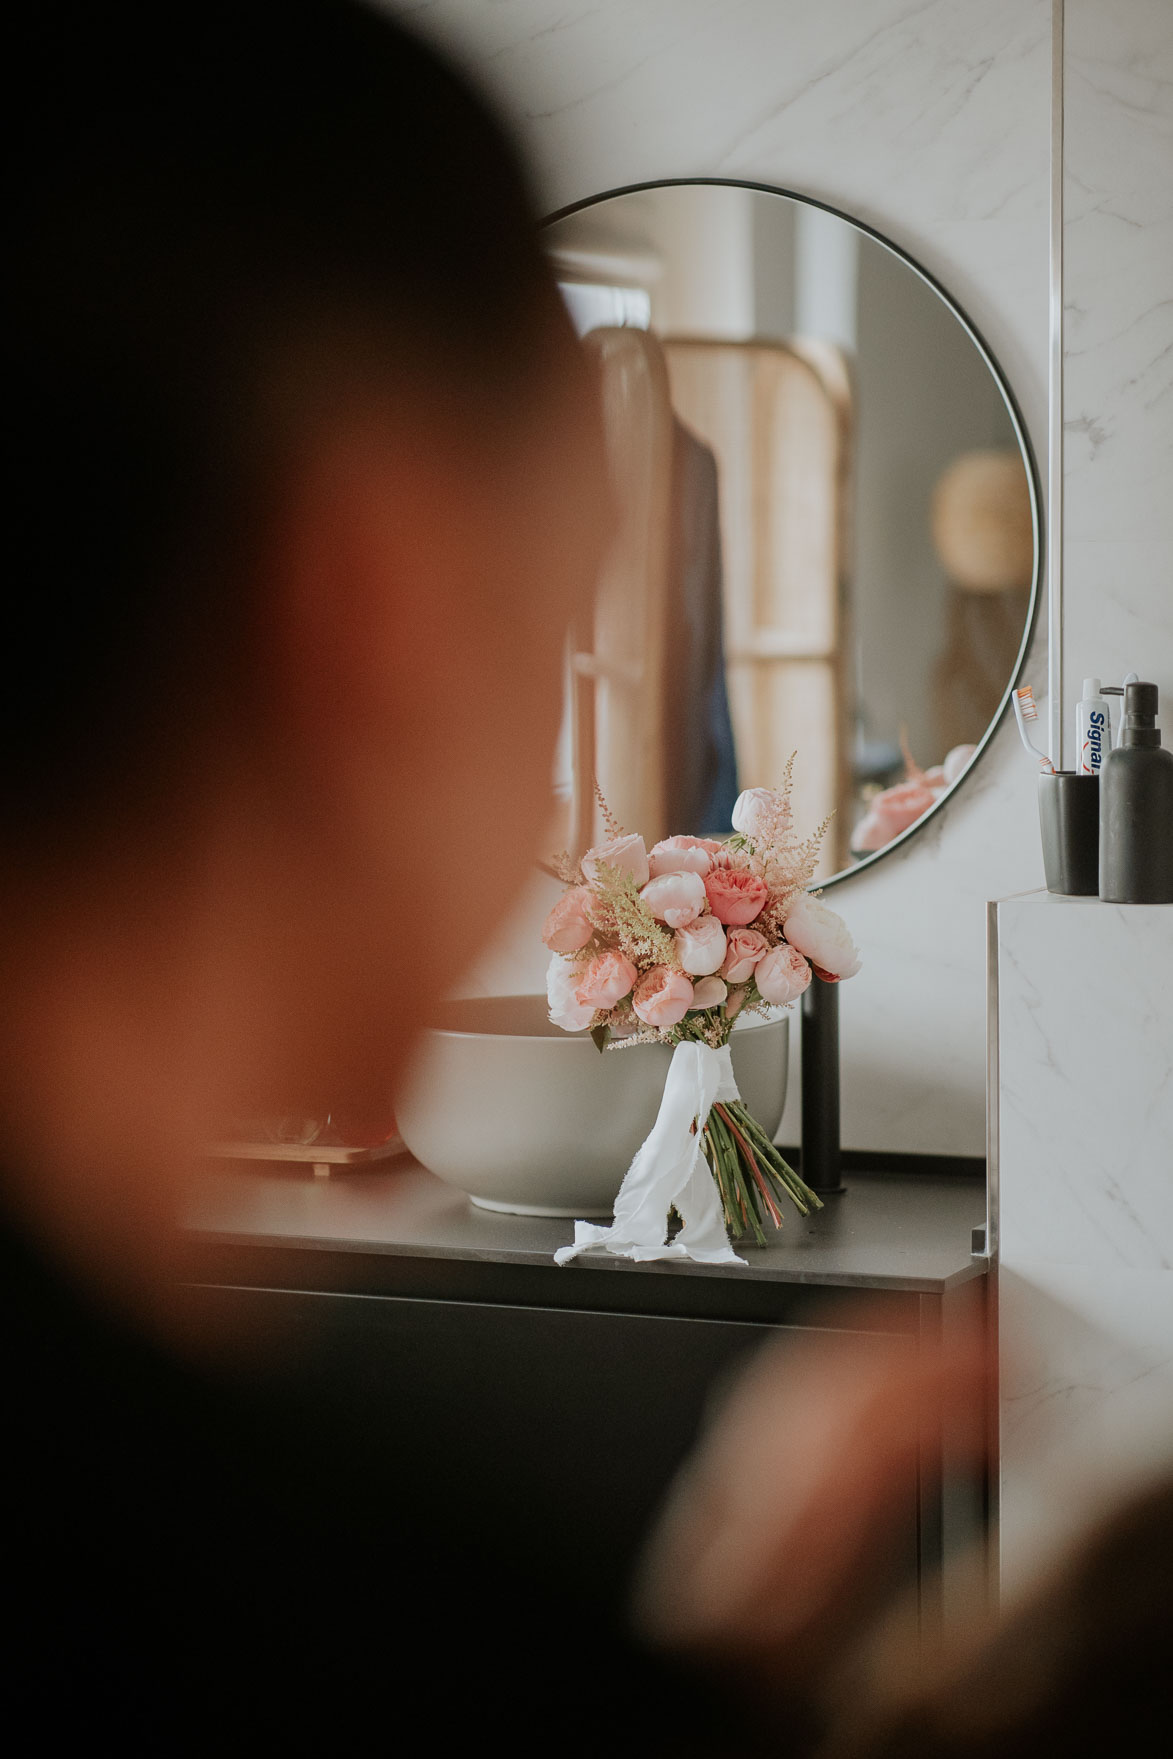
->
545, 183, 1037, 881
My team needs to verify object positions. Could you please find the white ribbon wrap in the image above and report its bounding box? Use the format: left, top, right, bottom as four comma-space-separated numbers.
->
554, 1041, 747, 1268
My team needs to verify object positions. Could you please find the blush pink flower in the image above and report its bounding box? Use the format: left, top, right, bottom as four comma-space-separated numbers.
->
674, 914, 727, 975
648, 835, 714, 877
690, 975, 728, 1010
541, 886, 595, 954
782, 894, 861, 980
725, 987, 747, 1021
943, 743, 976, 785
704, 868, 769, 926
754, 943, 812, 1006
632, 964, 695, 1028
581, 833, 650, 888
546, 955, 594, 1033
851, 780, 936, 852
640, 869, 707, 929
720, 926, 769, 984
731, 786, 790, 840
575, 949, 638, 1011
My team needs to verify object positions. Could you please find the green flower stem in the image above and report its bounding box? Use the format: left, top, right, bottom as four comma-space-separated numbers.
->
730, 1103, 824, 1217
734, 1105, 814, 1188
698, 1098, 825, 1243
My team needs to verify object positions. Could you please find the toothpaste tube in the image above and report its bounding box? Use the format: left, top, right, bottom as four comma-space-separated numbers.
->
1075, 677, 1113, 776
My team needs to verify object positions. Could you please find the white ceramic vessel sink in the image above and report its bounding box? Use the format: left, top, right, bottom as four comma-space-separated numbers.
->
395, 994, 789, 1216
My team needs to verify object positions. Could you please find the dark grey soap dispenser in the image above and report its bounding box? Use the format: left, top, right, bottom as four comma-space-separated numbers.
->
1099, 682, 1173, 903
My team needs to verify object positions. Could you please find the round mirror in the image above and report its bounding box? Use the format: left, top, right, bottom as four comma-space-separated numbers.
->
544, 180, 1040, 885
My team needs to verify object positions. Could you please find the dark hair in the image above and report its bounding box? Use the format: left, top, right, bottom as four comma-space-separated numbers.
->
830, 1473, 1173, 1759
5, 1, 553, 837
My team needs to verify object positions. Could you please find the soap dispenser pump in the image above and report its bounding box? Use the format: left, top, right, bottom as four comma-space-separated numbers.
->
1099, 682, 1173, 904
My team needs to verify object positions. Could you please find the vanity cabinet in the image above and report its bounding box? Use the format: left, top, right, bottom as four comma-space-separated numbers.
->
182, 1164, 988, 1620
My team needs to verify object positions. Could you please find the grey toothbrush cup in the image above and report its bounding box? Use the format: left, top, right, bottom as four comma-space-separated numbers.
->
1038, 771, 1100, 896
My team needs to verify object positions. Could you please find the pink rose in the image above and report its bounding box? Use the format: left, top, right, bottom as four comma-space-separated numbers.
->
575, 949, 638, 1011
704, 868, 769, 926
639, 869, 706, 929
546, 955, 594, 1032
632, 965, 695, 1028
725, 986, 747, 1021
674, 914, 727, 976
690, 975, 728, 1010
782, 894, 861, 980
720, 926, 769, 984
648, 835, 714, 877
581, 833, 650, 888
541, 886, 595, 954
754, 943, 812, 1006
851, 780, 936, 852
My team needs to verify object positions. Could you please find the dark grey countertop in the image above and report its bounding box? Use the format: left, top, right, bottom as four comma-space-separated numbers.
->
184, 1159, 988, 1323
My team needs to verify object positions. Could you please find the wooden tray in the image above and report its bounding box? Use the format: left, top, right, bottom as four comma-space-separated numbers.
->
205, 1135, 407, 1179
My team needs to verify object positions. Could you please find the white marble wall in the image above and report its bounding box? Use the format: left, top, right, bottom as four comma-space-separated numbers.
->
996, 891, 1173, 1592
387, 0, 1053, 1156
1062, 0, 1173, 740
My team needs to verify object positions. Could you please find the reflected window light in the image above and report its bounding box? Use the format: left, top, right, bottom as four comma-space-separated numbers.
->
552, 640, 574, 803
558, 280, 651, 337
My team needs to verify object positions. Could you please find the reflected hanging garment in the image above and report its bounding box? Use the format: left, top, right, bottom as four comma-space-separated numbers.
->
664, 419, 739, 834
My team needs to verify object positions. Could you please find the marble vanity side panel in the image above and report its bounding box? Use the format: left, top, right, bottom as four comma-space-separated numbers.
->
997, 897, 1173, 1273
997, 893, 1173, 1593
383, 0, 1052, 1155
1062, 0, 1173, 723
998, 1256, 1173, 1596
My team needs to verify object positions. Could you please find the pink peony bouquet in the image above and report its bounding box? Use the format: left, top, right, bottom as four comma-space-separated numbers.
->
543, 766, 861, 1247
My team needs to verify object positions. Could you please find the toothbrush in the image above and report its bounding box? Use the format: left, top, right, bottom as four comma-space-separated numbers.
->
1013, 685, 1053, 771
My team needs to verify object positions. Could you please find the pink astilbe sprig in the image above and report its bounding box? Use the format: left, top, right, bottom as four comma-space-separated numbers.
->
547, 848, 586, 886
594, 778, 624, 841
587, 862, 680, 972
738, 756, 831, 929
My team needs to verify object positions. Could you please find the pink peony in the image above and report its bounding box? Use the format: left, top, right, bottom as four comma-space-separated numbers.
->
731, 788, 771, 838
541, 886, 595, 954
704, 868, 769, 926
731, 786, 790, 841
782, 894, 861, 980
546, 955, 594, 1032
648, 835, 714, 877
943, 743, 977, 785
720, 926, 769, 984
632, 965, 695, 1028
674, 914, 727, 976
851, 780, 936, 852
575, 949, 638, 1011
581, 833, 650, 888
690, 975, 728, 1010
639, 869, 706, 929
754, 943, 812, 1006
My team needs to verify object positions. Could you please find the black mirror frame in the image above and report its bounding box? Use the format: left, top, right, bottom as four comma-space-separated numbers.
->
543, 176, 1043, 890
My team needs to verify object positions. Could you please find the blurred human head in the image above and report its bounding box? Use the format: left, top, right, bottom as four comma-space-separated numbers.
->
2, 3, 607, 1241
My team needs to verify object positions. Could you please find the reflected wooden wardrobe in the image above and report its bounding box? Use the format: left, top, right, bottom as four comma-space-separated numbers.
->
569, 327, 852, 873
663, 338, 853, 875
